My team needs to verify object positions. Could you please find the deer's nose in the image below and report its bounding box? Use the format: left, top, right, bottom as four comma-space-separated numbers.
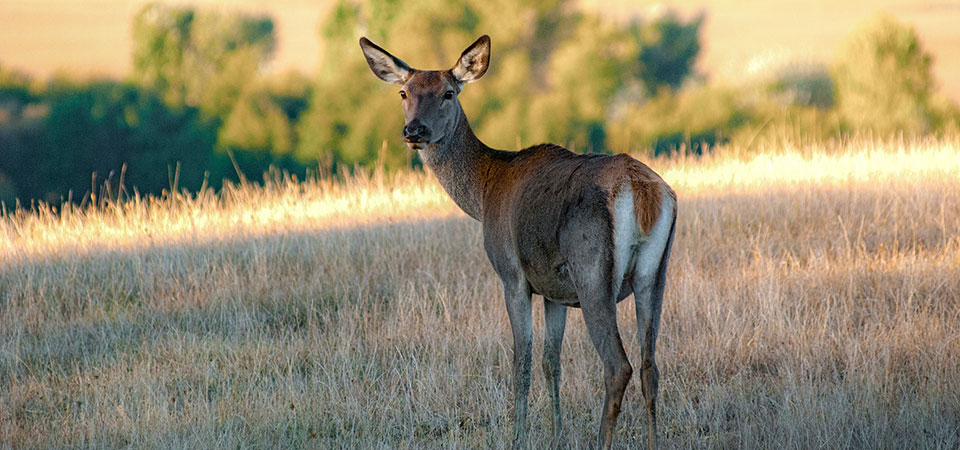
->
402, 121, 429, 143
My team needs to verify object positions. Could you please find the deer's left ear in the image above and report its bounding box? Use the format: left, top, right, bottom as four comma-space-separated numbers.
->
451, 35, 490, 86
360, 37, 414, 85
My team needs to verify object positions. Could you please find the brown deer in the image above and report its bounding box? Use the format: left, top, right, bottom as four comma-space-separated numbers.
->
359, 35, 676, 450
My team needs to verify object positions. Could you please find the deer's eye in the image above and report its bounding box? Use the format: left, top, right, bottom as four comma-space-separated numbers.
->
443, 91, 454, 100
399, 90, 407, 99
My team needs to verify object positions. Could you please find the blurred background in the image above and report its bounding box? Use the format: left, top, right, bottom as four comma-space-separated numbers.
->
1, 0, 958, 207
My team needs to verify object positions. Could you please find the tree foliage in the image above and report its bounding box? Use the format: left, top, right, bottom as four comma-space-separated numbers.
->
132, 3, 276, 121
0, 78, 217, 204
296, 0, 704, 167
131, 4, 310, 183
607, 84, 749, 155
636, 11, 703, 93
217, 71, 313, 177
833, 14, 938, 135
4, 4, 958, 207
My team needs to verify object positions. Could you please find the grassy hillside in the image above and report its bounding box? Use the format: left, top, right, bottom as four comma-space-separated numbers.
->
2, 139, 959, 448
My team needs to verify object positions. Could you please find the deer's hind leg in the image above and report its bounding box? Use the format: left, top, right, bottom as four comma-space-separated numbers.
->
579, 283, 632, 449
632, 269, 661, 450
632, 203, 676, 450
542, 298, 568, 449
566, 254, 632, 450
559, 195, 634, 449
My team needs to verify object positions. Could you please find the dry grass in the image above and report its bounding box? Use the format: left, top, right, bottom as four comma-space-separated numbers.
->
2, 138, 960, 449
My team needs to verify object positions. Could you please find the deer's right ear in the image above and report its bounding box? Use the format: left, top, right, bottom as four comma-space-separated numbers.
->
452, 35, 490, 86
359, 37, 413, 85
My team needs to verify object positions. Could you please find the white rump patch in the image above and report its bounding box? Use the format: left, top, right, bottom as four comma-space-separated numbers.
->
636, 191, 674, 280
612, 184, 638, 290
633, 190, 675, 322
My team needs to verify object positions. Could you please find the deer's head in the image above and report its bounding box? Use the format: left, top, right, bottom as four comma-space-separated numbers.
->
359, 35, 490, 149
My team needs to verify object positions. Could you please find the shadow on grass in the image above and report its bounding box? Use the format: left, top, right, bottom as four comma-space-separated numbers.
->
0, 215, 480, 384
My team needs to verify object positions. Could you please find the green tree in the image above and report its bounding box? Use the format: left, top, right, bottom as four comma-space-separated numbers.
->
29, 79, 217, 202
0, 64, 42, 205
297, 0, 702, 166
523, 15, 639, 153
218, 71, 313, 179
131, 3, 276, 121
607, 84, 749, 155
635, 11, 703, 93
0, 64, 36, 107
131, 3, 310, 185
833, 14, 938, 135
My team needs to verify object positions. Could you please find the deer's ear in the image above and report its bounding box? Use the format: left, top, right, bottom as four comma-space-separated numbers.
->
451, 35, 490, 86
359, 37, 413, 85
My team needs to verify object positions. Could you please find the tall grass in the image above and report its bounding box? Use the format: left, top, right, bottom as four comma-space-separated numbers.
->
2, 138, 959, 449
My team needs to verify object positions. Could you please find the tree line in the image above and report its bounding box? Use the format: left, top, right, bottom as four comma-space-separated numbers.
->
0, 0, 956, 206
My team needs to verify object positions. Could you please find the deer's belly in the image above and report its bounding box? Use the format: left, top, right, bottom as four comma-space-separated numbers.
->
520, 259, 635, 302
513, 226, 635, 305
523, 260, 579, 302
524, 263, 635, 307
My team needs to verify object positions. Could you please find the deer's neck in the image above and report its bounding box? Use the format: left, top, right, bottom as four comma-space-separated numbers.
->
417, 109, 503, 221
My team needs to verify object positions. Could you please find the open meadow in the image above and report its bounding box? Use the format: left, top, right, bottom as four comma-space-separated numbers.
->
2, 139, 959, 449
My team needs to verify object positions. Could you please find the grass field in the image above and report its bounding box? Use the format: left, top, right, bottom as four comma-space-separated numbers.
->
2, 139, 960, 449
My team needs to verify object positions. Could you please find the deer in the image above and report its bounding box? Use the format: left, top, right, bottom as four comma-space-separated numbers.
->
359, 34, 676, 450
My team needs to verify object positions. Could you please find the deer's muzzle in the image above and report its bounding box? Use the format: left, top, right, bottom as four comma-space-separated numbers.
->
402, 120, 429, 144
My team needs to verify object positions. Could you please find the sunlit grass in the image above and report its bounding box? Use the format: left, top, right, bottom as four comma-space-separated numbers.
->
0, 167, 459, 262
662, 137, 960, 193
4, 137, 957, 261
2, 138, 959, 449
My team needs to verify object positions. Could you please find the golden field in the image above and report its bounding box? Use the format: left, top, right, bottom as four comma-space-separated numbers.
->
2, 139, 960, 448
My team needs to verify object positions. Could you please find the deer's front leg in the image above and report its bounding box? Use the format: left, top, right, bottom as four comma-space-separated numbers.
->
502, 278, 532, 449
